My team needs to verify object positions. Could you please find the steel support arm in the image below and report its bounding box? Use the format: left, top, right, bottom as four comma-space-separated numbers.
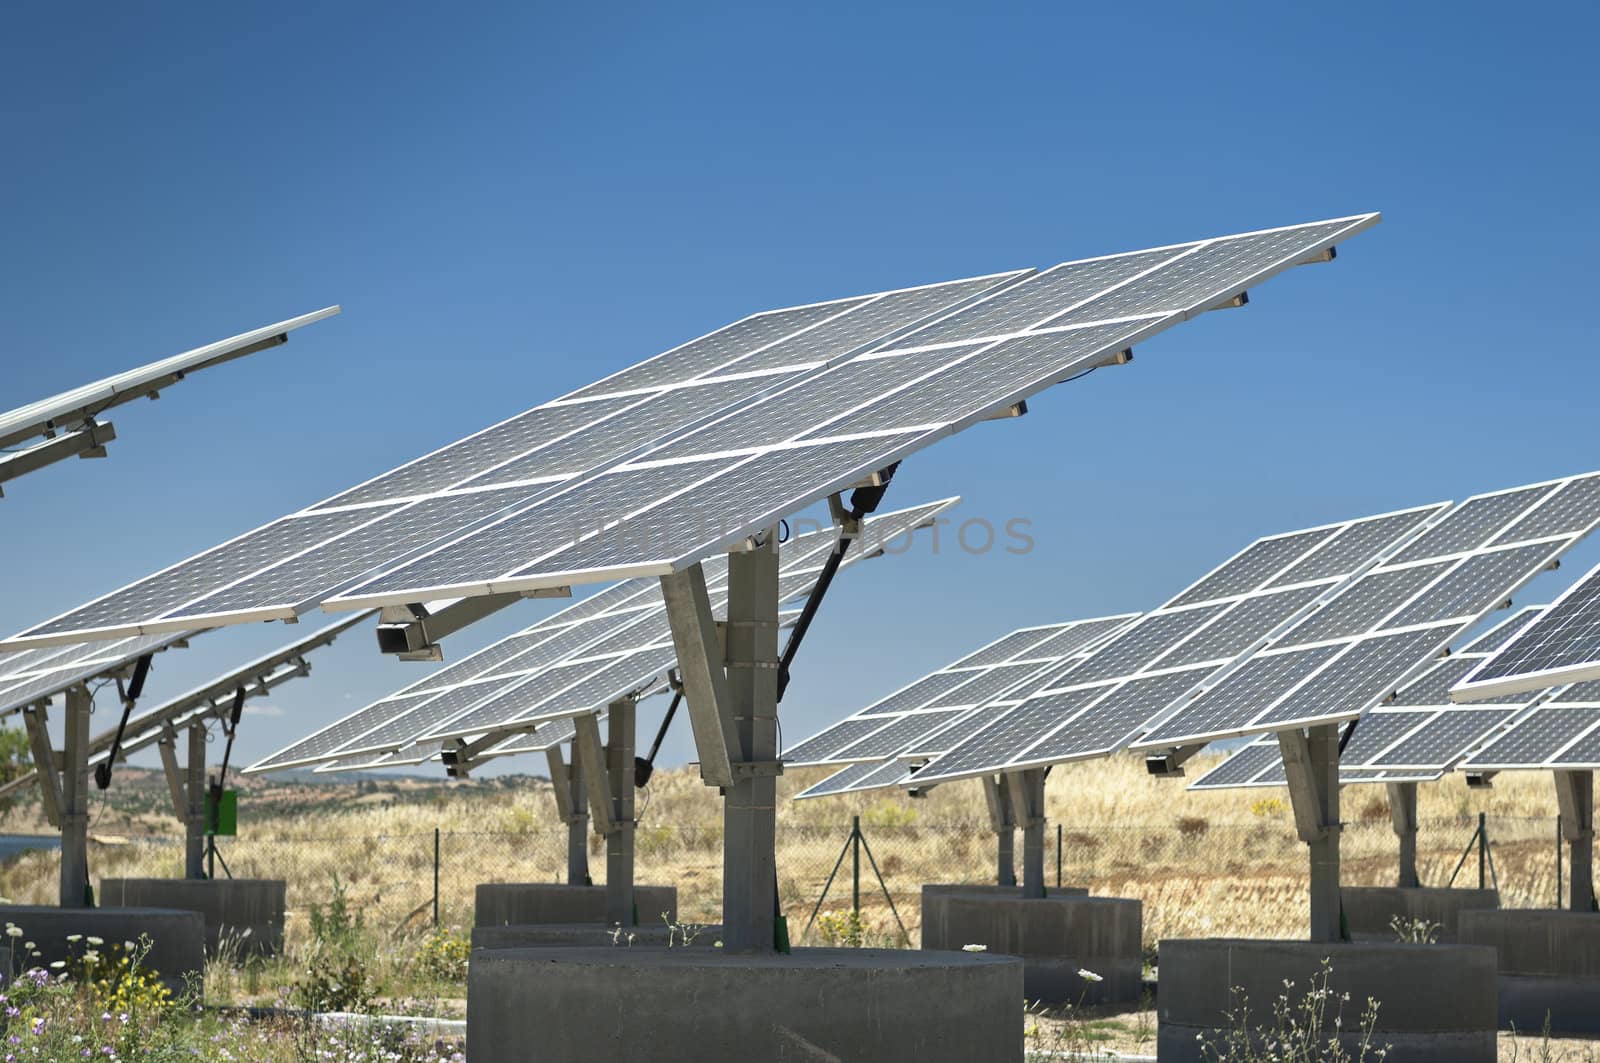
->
572, 714, 616, 836
376, 593, 526, 660
1279, 725, 1342, 942
659, 563, 737, 788
21, 706, 62, 828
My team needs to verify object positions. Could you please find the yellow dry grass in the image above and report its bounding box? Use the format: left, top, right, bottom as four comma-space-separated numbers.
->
0, 751, 1570, 952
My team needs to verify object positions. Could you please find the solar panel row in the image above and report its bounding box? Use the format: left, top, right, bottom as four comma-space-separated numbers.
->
245, 500, 954, 774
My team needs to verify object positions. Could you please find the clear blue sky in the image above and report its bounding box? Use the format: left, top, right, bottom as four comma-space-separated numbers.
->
3, 2, 1598, 779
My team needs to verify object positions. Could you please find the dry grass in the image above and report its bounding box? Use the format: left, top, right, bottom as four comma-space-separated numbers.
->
0, 750, 1570, 954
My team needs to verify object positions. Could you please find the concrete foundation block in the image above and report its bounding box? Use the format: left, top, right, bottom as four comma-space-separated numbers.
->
467, 945, 1022, 1063
1340, 886, 1499, 943
1458, 909, 1600, 1033
100, 878, 286, 957
1157, 938, 1498, 1062
0, 904, 204, 996
473, 883, 676, 928
472, 922, 723, 950
919, 884, 1139, 1005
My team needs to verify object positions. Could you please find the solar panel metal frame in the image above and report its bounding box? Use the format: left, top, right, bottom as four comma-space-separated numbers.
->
322, 215, 1379, 613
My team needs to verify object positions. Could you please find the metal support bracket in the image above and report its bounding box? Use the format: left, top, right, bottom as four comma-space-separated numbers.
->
729, 760, 784, 780
1145, 744, 1204, 777
21, 705, 62, 829
157, 729, 188, 822
376, 593, 525, 660
659, 563, 737, 788
573, 713, 617, 835
1278, 728, 1336, 844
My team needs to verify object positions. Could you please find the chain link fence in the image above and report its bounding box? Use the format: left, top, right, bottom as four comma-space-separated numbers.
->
0, 812, 1573, 949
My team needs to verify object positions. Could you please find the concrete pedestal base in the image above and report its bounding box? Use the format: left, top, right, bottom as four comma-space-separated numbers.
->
472, 922, 723, 950
1458, 909, 1600, 1033
0, 904, 204, 996
919, 884, 1138, 1005
100, 878, 286, 956
467, 946, 1022, 1063
473, 883, 676, 927
1340, 886, 1499, 942
1157, 939, 1498, 1061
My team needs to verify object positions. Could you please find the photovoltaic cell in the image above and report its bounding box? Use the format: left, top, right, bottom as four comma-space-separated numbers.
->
1389, 486, 1555, 565
1168, 528, 1339, 607
1019, 667, 1219, 764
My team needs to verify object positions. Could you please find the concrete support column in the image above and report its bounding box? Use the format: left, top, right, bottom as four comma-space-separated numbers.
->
606, 698, 636, 927
185, 724, 207, 880
723, 532, 780, 952
1555, 770, 1594, 912
982, 775, 1016, 887
1007, 769, 1048, 900
1388, 781, 1420, 888
59, 686, 92, 908
1280, 724, 1342, 942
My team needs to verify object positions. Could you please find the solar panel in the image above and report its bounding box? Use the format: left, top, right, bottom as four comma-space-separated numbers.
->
906, 500, 1449, 785
1186, 732, 1445, 791
0, 615, 367, 799
308, 216, 1376, 615
244, 500, 952, 773
794, 759, 916, 801
0, 631, 195, 717
4, 275, 1021, 650
0, 308, 339, 490
1186, 610, 1553, 790
1136, 473, 1600, 750
1454, 556, 1600, 701
780, 614, 1137, 767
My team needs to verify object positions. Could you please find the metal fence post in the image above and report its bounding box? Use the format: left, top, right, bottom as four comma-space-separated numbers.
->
433, 828, 441, 929
1056, 824, 1063, 888
1478, 812, 1486, 890
1558, 813, 1564, 909
851, 815, 861, 938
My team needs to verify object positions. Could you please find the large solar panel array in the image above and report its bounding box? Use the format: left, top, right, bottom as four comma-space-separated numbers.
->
245, 500, 954, 774
0, 615, 367, 801
0, 276, 1025, 649
321, 216, 1378, 615
1186, 607, 1549, 791
1134, 474, 1600, 751
782, 615, 1138, 798
905, 499, 1452, 785
1454, 557, 1600, 702
0, 309, 338, 491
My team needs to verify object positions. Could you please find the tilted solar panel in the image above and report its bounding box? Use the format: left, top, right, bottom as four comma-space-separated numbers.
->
245, 501, 952, 773
6, 275, 1020, 649
908, 500, 1448, 785
323, 216, 1377, 614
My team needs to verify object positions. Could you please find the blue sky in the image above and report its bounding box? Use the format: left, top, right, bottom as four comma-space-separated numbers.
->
3, 2, 1598, 779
